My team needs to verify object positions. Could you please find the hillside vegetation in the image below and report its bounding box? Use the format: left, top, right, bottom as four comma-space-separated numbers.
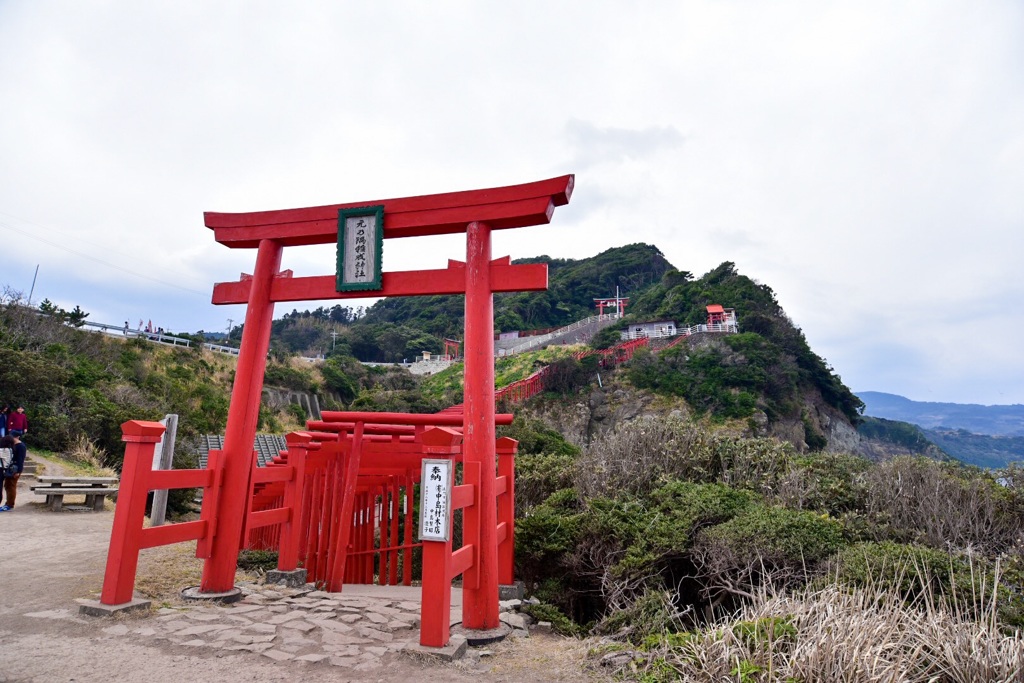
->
923, 428, 1024, 470
261, 243, 672, 362
625, 262, 863, 426
5, 236, 1023, 679
0, 296, 234, 465
509, 414, 1024, 679
268, 248, 865, 452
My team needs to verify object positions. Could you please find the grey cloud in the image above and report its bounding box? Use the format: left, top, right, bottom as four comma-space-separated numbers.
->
565, 119, 685, 169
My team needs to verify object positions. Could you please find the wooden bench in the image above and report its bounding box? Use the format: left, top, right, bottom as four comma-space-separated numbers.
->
31, 476, 119, 511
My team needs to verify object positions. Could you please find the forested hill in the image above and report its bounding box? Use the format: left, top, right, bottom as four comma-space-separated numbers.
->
265, 247, 864, 451
267, 243, 673, 361
618, 261, 864, 428
362, 242, 673, 336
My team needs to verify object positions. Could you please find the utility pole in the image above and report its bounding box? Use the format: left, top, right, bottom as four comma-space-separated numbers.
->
331, 330, 339, 350
28, 264, 39, 304
226, 318, 234, 341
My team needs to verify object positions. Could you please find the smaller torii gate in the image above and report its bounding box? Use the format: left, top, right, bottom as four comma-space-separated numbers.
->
443, 338, 461, 360
93, 175, 574, 645
594, 288, 628, 318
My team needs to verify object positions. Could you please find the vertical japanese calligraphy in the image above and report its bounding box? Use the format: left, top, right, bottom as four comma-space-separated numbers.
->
336, 205, 384, 291
419, 459, 453, 542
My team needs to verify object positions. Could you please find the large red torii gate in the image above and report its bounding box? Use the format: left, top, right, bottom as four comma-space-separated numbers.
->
201, 175, 573, 633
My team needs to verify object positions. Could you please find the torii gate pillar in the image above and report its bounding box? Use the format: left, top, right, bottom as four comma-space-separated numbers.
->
463, 221, 498, 628
200, 239, 282, 590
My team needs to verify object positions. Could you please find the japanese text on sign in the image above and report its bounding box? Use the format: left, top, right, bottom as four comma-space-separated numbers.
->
337, 205, 383, 291
419, 459, 452, 542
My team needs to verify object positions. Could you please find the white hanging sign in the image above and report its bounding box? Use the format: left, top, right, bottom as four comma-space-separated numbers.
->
419, 459, 453, 542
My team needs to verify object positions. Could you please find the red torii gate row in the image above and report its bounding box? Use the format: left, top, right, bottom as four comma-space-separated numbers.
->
242, 410, 518, 591
96, 174, 574, 645
240, 412, 518, 645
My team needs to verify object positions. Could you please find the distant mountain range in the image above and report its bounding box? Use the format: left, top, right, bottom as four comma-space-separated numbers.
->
857, 391, 1024, 437
857, 391, 1024, 468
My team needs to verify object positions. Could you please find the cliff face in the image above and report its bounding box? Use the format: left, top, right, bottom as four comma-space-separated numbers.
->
523, 366, 861, 455
765, 391, 862, 454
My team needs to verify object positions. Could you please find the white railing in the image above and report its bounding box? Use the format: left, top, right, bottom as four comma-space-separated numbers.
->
80, 321, 193, 347
77, 320, 242, 355
498, 314, 619, 356
621, 322, 739, 341
204, 343, 240, 356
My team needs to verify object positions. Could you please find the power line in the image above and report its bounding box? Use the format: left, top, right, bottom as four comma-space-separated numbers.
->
0, 213, 209, 296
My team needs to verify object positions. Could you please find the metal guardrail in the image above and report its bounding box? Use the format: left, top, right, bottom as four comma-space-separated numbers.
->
498, 313, 619, 356
205, 343, 240, 356
77, 320, 241, 355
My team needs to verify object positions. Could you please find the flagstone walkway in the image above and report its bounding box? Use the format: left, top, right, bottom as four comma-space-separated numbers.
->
26, 582, 533, 673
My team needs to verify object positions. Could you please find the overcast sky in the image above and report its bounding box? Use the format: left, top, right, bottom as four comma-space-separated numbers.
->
1, 2, 1021, 405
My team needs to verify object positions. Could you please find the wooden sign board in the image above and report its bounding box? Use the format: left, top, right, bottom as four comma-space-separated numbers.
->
336, 205, 384, 291
419, 459, 453, 542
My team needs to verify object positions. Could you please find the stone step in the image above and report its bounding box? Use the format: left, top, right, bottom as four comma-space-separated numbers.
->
20, 456, 40, 478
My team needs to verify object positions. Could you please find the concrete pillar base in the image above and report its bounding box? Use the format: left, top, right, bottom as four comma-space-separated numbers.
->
265, 568, 308, 587
498, 581, 525, 600
450, 622, 511, 646
180, 586, 243, 603
406, 634, 468, 661
77, 598, 151, 617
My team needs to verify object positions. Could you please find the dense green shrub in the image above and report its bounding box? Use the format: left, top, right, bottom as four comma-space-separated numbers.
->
319, 357, 359, 402
773, 452, 871, 516
543, 356, 596, 395
519, 601, 586, 636
498, 417, 580, 457
514, 451, 577, 513
497, 417, 580, 512
627, 342, 761, 420
516, 482, 758, 623
692, 505, 846, 603
263, 362, 316, 391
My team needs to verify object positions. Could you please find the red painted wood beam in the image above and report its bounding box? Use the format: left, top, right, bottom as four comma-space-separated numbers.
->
211, 262, 547, 305
205, 175, 574, 248
320, 411, 514, 426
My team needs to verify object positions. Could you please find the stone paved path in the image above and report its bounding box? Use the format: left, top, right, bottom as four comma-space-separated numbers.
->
26, 582, 533, 674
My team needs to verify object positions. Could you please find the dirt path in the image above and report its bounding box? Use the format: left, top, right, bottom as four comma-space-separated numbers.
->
0, 473, 605, 683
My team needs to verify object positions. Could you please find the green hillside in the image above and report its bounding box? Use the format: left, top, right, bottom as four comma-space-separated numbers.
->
923, 428, 1024, 468
5, 255, 1024, 675
265, 243, 672, 362
622, 262, 864, 426
263, 248, 864, 444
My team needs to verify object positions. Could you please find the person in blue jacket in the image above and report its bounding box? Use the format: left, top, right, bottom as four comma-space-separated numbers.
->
0, 433, 26, 511
0, 405, 9, 438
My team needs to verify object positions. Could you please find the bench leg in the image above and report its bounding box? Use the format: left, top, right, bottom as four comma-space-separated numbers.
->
50, 495, 64, 512
89, 494, 106, 511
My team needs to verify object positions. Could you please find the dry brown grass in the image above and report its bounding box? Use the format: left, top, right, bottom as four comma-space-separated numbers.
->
575, 416, 793, 499
65, 435, 117, 475
614, 581, 1024, 682
133, 538, 263, 606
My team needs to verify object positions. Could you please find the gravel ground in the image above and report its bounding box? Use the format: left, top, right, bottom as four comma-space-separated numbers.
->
0, 471, 603, 683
